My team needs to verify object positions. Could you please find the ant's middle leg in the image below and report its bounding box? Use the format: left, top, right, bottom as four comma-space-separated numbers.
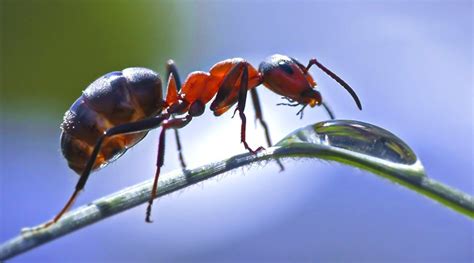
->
173, 129, 186, 168
166, 59, 187, 169
250, 88, 285, 171
249, 88, 272, 147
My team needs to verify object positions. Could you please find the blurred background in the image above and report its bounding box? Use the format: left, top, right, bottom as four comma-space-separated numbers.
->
1, 0, 472, 262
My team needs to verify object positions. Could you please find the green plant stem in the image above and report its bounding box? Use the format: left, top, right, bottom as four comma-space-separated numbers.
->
1, 139, 473, 260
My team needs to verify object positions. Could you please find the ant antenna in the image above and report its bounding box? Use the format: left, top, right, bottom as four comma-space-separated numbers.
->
308, 59, 362, 110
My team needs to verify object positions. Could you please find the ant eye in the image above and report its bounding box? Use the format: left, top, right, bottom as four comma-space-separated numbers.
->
278, 61, 294, 75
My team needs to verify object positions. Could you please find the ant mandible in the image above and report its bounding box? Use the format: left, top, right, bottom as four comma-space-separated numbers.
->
47, 54, 362, 227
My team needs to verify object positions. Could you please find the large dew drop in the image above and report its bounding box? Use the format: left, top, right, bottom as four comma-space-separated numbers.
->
313, 120, 416, 165
275, 120, 473, 217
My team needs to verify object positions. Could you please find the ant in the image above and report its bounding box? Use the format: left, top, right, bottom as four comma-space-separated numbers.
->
46, 54, 362, 227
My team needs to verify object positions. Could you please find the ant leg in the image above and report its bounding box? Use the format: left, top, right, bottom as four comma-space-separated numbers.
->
145, 115, 192, 223
166, 59, 182, 90
236, 66, 264, 154
249, 88, 272, 147
43, 114, 171, 228
166, 60, 187, 169
250, 88, 285, 171
211, 62, 263, 154
173, 129, 186, 168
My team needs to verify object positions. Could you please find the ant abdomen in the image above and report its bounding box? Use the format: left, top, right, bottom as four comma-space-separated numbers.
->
61, 67, 163, 174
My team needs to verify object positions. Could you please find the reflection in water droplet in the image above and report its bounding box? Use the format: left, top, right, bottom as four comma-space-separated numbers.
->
313, 120, 417, 165
280, 120, 417, 165
276, 119, 426, 183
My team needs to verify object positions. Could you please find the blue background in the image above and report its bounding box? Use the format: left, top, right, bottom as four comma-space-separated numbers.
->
1, 1, 472, 262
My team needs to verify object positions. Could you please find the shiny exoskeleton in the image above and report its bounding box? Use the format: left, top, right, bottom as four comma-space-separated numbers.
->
48, 54, 362, 227
61, 69, 163, 174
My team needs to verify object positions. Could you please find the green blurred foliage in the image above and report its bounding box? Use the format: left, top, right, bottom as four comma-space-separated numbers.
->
1, 0, 183, 120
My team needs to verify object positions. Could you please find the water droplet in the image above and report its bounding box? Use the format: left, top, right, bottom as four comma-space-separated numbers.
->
277, 119, 425, 182
314, 120, 417, 165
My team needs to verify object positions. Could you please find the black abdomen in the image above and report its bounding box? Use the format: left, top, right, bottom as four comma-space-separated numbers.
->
60, 68, 163, 174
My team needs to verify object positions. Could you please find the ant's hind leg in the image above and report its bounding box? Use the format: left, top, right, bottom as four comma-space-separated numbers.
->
43, 114, 171, 228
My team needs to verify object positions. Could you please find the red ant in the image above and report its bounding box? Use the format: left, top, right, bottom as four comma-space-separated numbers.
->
47, 54, 362, 227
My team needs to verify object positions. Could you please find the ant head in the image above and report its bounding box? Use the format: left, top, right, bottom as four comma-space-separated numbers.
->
259, 55, 315, 101
260, 54, 362, 111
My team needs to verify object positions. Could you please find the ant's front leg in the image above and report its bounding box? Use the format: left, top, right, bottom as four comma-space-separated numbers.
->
210, 61, 264, 154
235, 66, 264, 154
